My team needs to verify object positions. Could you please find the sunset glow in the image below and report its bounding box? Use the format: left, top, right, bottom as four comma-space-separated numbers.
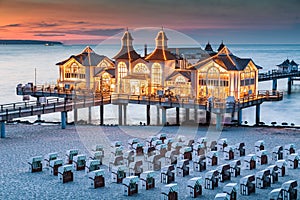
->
1, 0, 300, 44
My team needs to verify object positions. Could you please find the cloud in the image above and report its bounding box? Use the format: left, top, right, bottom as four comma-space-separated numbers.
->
66, 28, 124, 36
34, 22, 59, 27
34, 33, 65, 37
1, 23, 22, 28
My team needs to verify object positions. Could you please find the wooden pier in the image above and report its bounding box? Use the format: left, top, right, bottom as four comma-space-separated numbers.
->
0, 85, 283, 138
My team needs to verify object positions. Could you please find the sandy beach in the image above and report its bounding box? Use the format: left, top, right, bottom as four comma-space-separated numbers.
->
0, 123, 299, 200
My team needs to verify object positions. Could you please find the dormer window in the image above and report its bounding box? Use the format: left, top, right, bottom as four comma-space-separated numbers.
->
133, 63, 149, 74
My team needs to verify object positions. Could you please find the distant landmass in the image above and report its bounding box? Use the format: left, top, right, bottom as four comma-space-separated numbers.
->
0, 40, 63, 45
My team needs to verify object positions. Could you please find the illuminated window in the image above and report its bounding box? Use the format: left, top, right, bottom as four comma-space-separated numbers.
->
65, 62, 85, 79
133, 63, 149, 74
151, 63, 161, 86
240, 66, 255, 86
118, 62, 127, 80
175, 76, 186, 84
98, 61, 107, 68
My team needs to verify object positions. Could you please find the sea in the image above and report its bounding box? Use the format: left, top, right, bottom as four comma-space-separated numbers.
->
1, 43, 300, 126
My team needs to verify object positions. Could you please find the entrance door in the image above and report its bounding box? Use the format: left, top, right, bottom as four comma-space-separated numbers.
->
130, 80, 140, 95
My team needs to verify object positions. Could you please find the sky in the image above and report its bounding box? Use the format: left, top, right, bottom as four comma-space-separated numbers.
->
0, 0, 300, 44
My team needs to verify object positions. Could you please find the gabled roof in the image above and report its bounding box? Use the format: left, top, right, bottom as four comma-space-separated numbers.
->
192, 46, 262, 71
204, 42, 214, 52
94, 68, 115, 78
166, 70, 191, 82
217, 41, 225, 52
56, 46, 108, 66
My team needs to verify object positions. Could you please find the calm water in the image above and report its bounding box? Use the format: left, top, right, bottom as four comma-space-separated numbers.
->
0, 44, 300, 125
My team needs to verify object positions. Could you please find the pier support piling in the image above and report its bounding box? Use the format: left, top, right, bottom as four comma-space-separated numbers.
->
74, 108, 78, 123
162, 107, 167, 125
157, 106, 160, 125
99, 105, 104, 125
146, 105, 150, 125
206, 111, 211, 125
216, 113, 222, 131
123, 104, 127, 125
88, 107, 92, 124
272, 79, 278, 91
194, 108, 198, 123
61, 111, 67, 129
185, 108, 190, 121
288, 77, 292, 94
176, 107, 180, 125
238, 109, 242, 125
255, 104, 261, 125
118, 105, 123, 125
1, 121, 5, 138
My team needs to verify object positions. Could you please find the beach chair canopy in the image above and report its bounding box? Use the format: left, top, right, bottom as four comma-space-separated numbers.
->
207, 151, 218, 158
161, 165, 175, 173
256, 169, 270, 179
275, 160, 287, 167
95, 145, 103, 151
74, 154, 86, 162
140, 171, 155, 180
205, 170, 219, 179
255, 140, 265, 147
224, 146, 234, 152
240, 175, 255, 185
223, 183, 238, 193
87, 159, 100, 167
197, 137, 207, 144
218, 138, 227, 145
214, 193, 230, 200
112, 165, 126, 173
187, 177, 203, 187
267, 164, 278, 173
147, 136, 158, 143
281, 180, 298, 191
256, 150, 268, 157
50, 159, 63, 167
58, 164, 73, 173
128, 138, 140, 145
288, 153, 299, 161
244, 154, 256, 162
284, 143, 296, 150
66, 149, 79, 156
94, 151, 103, 157
217, 164, 230, 173
29, 156, 43, 164
89, 169, 105, 178
230, 160, 241, 168
165, 138, 173, 144
123, 176, 139, 185
177, 159, 189, 168
161, 183, 178, 193
272, 146, 283, 153
235, 142, 245, 149
157, 133, 167, 138
269, 188, 282, 199
45, 152, 58, 161
111, 141, 122, 147
193, 143, 204, 150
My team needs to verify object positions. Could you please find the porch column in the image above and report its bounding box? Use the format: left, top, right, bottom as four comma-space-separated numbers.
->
99, 105, 104, 125
185, 108, 190, 121
146, 105, 150, 125
272, 79, 277, 91
216, 113, 222, 131
0, 121, 5, 138
61, 111, 67, 129
157, 106, 160, 125
238, 109, 242, 125
288, 77, 292, 94
176, 107, 180, 125
194, 108, 198, 123
118, 105, 123, 125
162, 107, 167, 125
206, 111, 211, 124
255, 104, 261, 125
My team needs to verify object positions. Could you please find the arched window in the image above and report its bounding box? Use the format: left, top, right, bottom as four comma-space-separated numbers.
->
133, 63, 149, 74
118, 62, 127, 80
98, 61, 107, 68
207, 67, 220, 86
151, 63, 161, 86
175, 75, 186, 84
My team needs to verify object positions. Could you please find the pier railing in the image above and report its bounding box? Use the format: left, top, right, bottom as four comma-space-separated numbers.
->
258, 70, 300, 81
